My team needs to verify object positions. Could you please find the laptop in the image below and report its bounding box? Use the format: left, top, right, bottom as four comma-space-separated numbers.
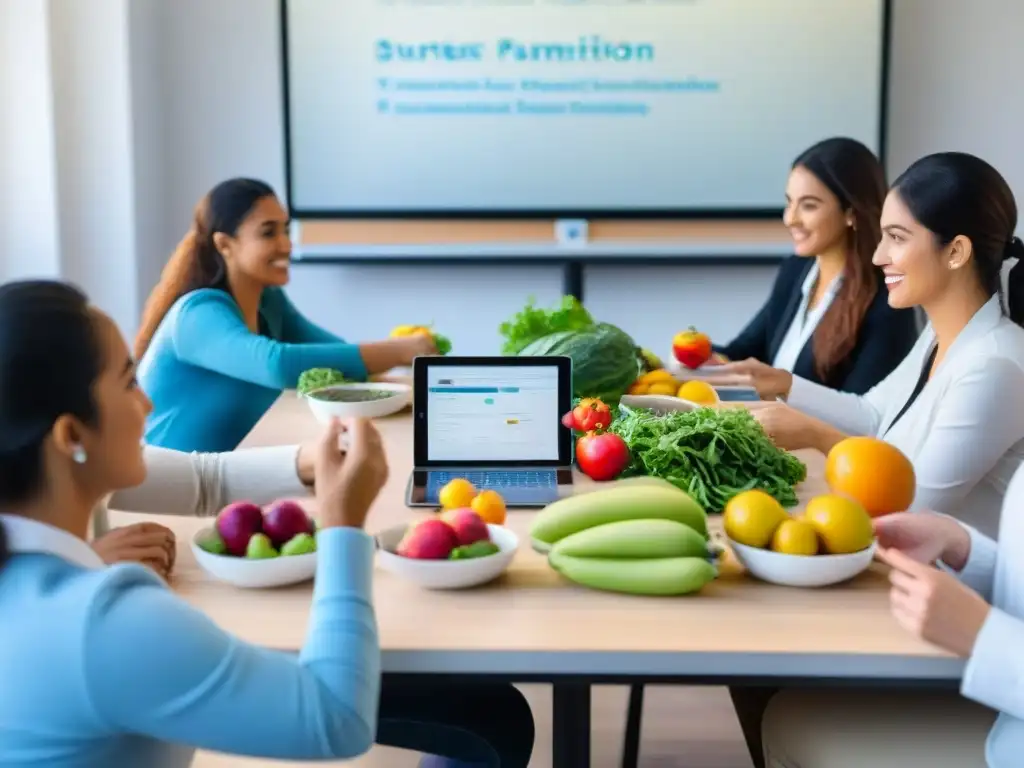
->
407, 355, 575, 508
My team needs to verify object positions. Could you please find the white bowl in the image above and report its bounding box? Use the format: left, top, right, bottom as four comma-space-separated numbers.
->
727, 536, 877, 588
620, 394, 701, 414
190, 526, 317, 589
375, 523, 518, 590
305, 382, 412, 422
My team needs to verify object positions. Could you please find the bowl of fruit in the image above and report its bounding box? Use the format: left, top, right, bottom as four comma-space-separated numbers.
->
375, 508, 519, 590
723, 490, 877, 588
192, 499, 319, 589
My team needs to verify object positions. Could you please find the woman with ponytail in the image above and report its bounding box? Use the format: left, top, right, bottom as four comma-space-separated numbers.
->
724, 153, 1024, 767
135, 179, 436, 452
0, 280, 535, 767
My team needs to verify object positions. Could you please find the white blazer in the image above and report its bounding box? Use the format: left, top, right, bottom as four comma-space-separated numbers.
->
788, 295, 1024, 538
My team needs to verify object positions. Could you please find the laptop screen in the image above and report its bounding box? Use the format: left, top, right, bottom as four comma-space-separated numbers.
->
426, 364, 562, 463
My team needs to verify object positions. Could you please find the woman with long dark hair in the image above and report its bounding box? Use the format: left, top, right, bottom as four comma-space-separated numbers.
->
0, 280, 534, 767
135, 179, 436, 453
710, 137, 920, 393
727, 152, 1024, 767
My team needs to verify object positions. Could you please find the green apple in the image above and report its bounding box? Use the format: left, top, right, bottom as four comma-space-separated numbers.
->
281, 532, 316, 556
245, 533, 278, 559
197, 530, 227, 555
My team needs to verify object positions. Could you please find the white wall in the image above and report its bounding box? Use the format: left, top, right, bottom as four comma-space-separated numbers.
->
2, 0, 1023, 353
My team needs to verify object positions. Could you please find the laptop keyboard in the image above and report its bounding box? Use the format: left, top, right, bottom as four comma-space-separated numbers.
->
428, 470, 556, 493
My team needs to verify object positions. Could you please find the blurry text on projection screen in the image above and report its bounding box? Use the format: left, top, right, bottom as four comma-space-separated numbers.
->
284, 0, 885, 214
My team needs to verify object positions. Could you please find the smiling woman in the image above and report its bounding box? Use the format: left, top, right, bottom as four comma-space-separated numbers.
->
708, 137, 920, 394
133, 178, 438, 453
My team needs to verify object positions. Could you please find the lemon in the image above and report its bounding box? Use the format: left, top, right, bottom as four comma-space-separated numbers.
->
640, 369, 678, 386
770, 518, 819, 556
647, 382, 679, 396
677, 380, 719, 406
803, 494, 874, 555
627, 382, 650, 395
438, 478, 477, 509
723, 489, 788, 548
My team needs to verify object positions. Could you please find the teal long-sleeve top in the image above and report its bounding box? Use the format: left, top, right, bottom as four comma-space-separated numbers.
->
0, 513, 380, 767
138, 287, 367, 452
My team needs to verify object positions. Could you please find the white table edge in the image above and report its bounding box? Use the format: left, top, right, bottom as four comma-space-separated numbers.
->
378, 650, 964, 682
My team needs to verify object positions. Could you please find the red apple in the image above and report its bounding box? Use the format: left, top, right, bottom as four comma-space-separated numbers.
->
440, 508, 490, 546
672, 327, 713, 370
263, 499, 314, 549
215, 501, 264, 556
576, 432, 630, 481
396, 518, 459, 560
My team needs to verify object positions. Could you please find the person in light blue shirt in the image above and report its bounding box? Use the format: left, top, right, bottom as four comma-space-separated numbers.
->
134, 178, 437, 452
0, 280, 534, 767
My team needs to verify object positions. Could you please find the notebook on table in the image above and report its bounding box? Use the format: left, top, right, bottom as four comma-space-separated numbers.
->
406, 355, 574, 508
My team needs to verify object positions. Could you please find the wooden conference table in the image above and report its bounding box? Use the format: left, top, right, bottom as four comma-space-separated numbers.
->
109, 392, 965, 766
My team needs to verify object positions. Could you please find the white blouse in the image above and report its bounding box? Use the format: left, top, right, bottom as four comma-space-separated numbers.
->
788, 295, 1024, 538
953, 463, 1024, 766
92, 444, 308, 536
771, 262, 843, 372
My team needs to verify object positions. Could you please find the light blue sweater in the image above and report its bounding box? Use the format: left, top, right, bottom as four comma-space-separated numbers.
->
0, 514, 379, 767
138, 287, 368, 452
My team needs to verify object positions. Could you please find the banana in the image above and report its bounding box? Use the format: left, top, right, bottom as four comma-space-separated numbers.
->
530, 485, 708, 546
549, 553, 718, 596
575, 476, 683, 495
551, 519, 714, 560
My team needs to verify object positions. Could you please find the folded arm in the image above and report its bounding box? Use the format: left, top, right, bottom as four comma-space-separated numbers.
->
106, 445, 309, 517
171, 292, 368, 386
84, 528, 380, 760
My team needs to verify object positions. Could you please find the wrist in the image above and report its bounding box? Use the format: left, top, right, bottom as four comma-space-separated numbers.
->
940, 519, 973, 572
810, 421, 845, 455
295, 445, 315, 487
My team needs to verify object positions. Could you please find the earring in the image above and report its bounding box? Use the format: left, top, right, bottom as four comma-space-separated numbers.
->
71, 445, 87, 465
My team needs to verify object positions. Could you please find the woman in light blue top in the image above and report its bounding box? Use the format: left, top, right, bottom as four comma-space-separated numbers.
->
0, 280, 534, 767
134, 178, 437, 452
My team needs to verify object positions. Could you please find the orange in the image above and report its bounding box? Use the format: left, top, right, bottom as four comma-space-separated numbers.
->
677, 380, 719, 406
627, 381, 649, 395
438, 478, 476, 509
723, 489, 788, 548
470, 490, 507, 525
825, 437, 916, 517
803, 494, 874, 555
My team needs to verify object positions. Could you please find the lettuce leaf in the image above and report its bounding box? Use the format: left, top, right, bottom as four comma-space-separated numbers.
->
498, 295, 595, 355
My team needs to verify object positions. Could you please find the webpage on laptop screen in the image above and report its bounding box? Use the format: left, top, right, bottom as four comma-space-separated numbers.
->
426, 365, 561, 462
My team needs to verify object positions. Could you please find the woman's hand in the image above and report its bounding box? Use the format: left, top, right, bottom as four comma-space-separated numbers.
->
315, 417, 389, 529
748, 401, 840, 452
879, 546, 990, 658
701, 357, 793, 400
872, 512, 971, 568
92, 522, 176, 579
395, 332, 437, 365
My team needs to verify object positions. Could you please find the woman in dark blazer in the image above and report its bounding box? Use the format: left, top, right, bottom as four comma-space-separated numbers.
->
713, 138, 920, 395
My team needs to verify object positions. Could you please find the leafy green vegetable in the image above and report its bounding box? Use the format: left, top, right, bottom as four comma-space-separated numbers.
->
297, 368, 349, 395
498, 295, 595, 355
433, 333, 452, 356
609, 406, 807, 513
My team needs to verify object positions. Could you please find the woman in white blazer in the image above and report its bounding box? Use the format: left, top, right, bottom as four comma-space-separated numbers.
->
716, 152, 1024, 767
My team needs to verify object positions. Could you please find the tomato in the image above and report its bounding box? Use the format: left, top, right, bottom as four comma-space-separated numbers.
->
571, 398, 612, 432
561, 411, 577, 429
672, 327, 713, 369
575, 432, 630, 481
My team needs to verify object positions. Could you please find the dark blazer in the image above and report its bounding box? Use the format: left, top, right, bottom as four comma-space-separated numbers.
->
716, 256, 921, 395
